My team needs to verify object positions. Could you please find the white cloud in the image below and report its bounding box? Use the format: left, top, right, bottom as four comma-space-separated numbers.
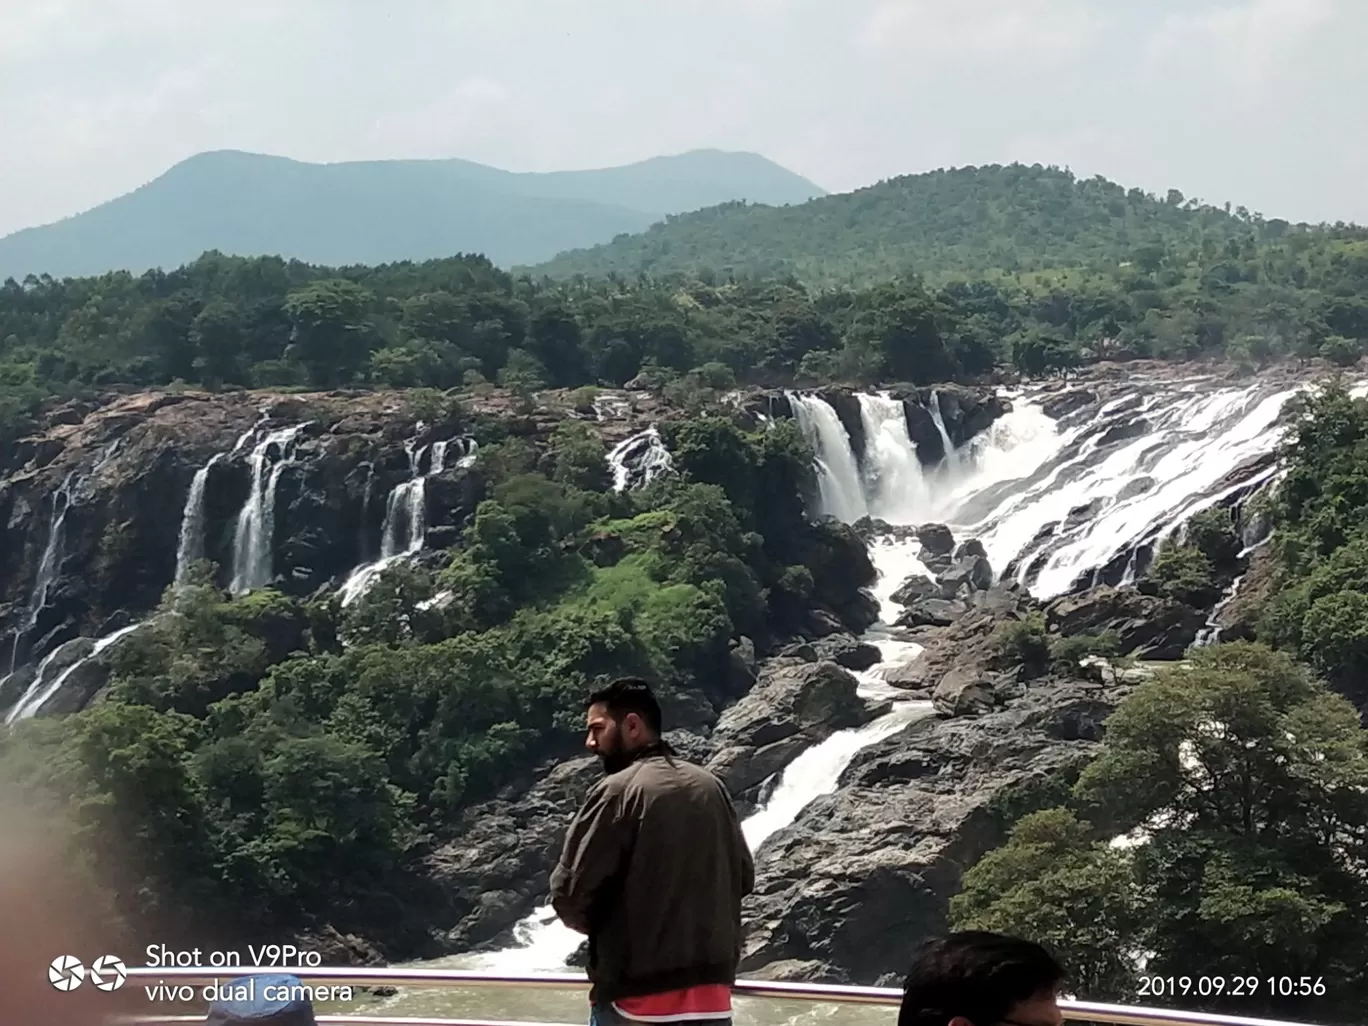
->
857, 0, 1102, 63
1146, 0, 1337, 88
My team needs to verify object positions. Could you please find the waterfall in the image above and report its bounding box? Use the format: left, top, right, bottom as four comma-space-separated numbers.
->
786, 393, 867, 522
858, 393, 933, 522
4, 622, 146, 725
337, 437, 477, 607
928, 390, 964, 477
608, 427, 673, 492
229, 424, 308, 597
174, 454, 224, 585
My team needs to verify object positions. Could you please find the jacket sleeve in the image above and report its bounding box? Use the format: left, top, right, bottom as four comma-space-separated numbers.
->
717, 776, 755, 897
550, 780, 632, 934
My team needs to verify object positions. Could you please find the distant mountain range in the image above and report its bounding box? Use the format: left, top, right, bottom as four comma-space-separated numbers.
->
0, 149, 826, 280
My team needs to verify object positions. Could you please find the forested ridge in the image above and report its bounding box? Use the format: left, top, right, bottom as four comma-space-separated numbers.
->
6, 164, 1368, 449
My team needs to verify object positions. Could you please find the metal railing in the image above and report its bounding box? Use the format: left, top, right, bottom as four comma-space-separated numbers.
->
108, 967, 1329, 1026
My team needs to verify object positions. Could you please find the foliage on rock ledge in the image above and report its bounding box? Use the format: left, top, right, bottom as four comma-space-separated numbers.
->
0, 413, 864, 950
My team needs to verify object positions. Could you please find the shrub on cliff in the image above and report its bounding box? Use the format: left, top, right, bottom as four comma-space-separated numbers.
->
1145, 542, 1220, 607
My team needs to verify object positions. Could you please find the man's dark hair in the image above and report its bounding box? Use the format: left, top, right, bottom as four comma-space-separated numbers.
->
586, 677, 663, 736
898, 932, 1064, 1026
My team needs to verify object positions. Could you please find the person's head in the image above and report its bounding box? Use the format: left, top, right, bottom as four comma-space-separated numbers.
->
584, 677, 663, 773
898, 932, 1065, 1026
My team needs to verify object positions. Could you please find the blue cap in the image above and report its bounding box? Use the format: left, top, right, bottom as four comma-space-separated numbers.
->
205, 973, 317, 1024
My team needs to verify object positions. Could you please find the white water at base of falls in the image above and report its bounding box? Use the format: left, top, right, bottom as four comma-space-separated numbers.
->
230, 424, 308, 596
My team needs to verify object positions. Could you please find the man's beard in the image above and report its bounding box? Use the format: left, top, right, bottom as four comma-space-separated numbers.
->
599, 747, 634, 776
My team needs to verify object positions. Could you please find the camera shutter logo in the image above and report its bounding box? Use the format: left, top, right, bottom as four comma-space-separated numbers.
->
90, 955, 128, 992
48, 956, 85, 992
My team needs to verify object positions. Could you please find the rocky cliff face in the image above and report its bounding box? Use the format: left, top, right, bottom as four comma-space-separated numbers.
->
0, 385, 697, 716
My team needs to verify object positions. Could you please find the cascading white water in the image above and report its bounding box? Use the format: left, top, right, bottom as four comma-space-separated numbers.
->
338, 437, 478, 607
951, 381, 1305, 599
857, 393, 933, 522
174, 454, 224, 585
4, 621, 146, 724
786, 393, 867, 522
608, 427, 673, 492
927, 389, 966, 480
229, 424, 308, 597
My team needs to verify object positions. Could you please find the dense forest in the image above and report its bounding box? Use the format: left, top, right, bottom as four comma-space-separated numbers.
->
536, 163, 1368, 284
0, 411, 866, 949
6, 167, 1368, 449
953, 383, 1368, 1021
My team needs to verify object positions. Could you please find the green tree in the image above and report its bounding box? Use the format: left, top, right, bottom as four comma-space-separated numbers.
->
282, 279, 375, 386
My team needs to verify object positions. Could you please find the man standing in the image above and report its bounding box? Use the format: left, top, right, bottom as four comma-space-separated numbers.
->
551, 677, 755, 1026
898, 932, 1065, 1026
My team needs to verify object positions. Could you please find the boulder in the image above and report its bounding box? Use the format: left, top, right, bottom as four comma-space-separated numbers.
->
895, 598, 970, 629
917, 523, 955, 557
937, 555, 994, 597
810, 633, 883, 672
710, 660, 872, 751
887, 586, 1037, 691
890, 574, 939, 607
932, 667, 998, 718
953, 539, 987, 561
1044, 586, 1206, 660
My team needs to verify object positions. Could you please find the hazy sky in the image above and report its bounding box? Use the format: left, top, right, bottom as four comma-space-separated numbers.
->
3, 0, 1366, 238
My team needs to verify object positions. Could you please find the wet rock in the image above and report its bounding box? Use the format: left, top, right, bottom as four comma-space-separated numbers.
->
815, 390, 866, 469
937, 555, 994, 597
1064, 499, 1104, 529
953, 539, 987, 561
1117, 477, 1156, 502
903, 402, 945, 465
810, 633, 882, 671
1041, 389, 1097, 420
891, 574, 939, 606
917, 523, 955, 557
1044, 586, 1206, 660
895, 597, 970, 628
739, 677, 1129, 982
1096, 416, 1151, 447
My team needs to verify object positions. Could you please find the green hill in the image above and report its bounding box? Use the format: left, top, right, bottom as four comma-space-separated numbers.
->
532, 163, 1339, 284
0, 149, 825, 281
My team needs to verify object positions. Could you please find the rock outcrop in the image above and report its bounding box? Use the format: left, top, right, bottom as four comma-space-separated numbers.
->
739, 676, 1127, 983
707, 658, 884, 805
1044, 586, 1206, 659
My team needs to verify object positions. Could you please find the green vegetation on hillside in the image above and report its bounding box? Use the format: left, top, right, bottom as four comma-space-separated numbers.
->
0, 149, 825, 282
0, 414, 866, 949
